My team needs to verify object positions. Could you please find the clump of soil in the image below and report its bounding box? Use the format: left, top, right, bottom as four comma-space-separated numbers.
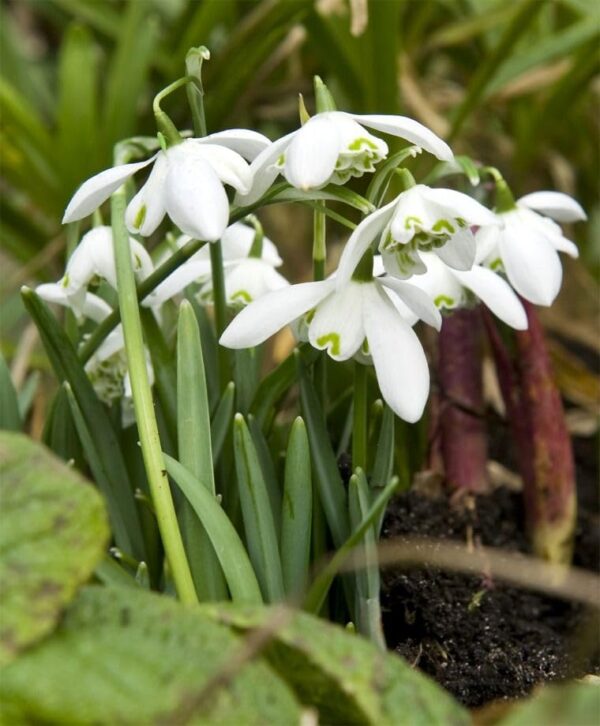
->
381, 484, 599, 708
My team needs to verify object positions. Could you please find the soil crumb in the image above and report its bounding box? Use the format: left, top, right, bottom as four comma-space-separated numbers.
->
381, 486, 599, 708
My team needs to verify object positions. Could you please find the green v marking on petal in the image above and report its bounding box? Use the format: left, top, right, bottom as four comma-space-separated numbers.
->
231, 289, 252, 303
133, 204, 147, 230
434, 294, 455, 308
316, 332, 341, 356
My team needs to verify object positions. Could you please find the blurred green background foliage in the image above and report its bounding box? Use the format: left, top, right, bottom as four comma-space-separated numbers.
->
1, 0, 599, 366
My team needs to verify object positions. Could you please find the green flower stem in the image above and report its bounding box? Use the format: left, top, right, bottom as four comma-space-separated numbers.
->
152, 76, 193, 146
209, 241, 232, 390
312, 201, 326, 281
111, 184, 197, 606
481, 166, 516, 212
352, 361, 368, 472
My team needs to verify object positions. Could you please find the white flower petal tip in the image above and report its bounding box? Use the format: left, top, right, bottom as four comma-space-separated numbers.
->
284, 116, 340, 190
518, 191, 587, 223
349, 113, 454, 162
62, 157, 155, 223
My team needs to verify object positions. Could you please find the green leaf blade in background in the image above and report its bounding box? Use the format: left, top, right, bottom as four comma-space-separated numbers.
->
0, 586, 301, 725
0, 354, 21, 431
0, 432, 108, 667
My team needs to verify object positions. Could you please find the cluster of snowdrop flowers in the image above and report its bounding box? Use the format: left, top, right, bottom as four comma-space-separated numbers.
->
50, 71, 586, 424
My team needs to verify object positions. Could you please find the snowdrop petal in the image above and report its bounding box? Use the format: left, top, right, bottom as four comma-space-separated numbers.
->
220, 280, 334, 349
221, 222, 283, 266
36, 285, 112, 324
518, 191, 587, 222
165, 153, 229, 241
125, 152, 168, 236
308, 281, 365, 360
434, 227, 476, 271
349, 113, 453, 161
63, 156, 156, 223
422, 187, 496, 226
454, 266, 528, 330
474, 225, 502, 264
336, 199, 397, 289
190, 142, 252, 194
235, 133, 295, 206
406, 252, 464, 310
500, 225, 562, 306
551, 235, 579, 258
198, 130, 271, 161
363, 284, 430, 423
284, 116, 340, 190
378, 277, 442, 330
147, 260, 212, 306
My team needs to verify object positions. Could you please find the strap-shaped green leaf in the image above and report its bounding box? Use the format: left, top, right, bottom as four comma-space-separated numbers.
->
0, 353, 20, 431
211, 381, 235, 462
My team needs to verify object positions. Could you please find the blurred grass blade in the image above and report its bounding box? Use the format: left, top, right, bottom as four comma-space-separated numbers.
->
233, 414, 285, 603
364, 0, 402, 113
164, 453, 263, 605
185, 295, 219, 411
176, 300, 226, 600
449, 0, 544, 139
297, 352, 349, 547
370, 405, 395, 534
250, 350, 298, 428
211, 381, 235, 462
141, 310, 177, 444
21, 287, 146, 560
16, 371, 40, 421
348, 469, 385, 649
234, 347, 260, 414
280, 417, 312, 597
247, 414, 282, 538
57, 23, 100, 199
304, 476, 399, 615
42, 387, 84, 470
0, 354, 21, 431
95, 556, 139, 589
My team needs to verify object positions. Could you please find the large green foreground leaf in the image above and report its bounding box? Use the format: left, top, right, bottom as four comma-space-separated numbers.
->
0, 432, 108, 667
496, 680, 600, 726
0, 587, 301, 725
201, 603, 469, 725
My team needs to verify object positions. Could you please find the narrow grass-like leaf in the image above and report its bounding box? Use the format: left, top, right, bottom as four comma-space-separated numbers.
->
247, 414, 282, 538
0, 354, 21, 431
348, 469, 385, 649
210, 381, 235, 462
297, 354, 349, 547
280, 417, 312, 597
371, 405, 395, 494
94, 556, 139, 589
164, 454, 263, 605
271, 185, 374, 215
234, 347, 260, 414
233, 414, 285, 603
16, 371, 39, 421
304, 477, 399, 615
185, 294, 219, 411
176, 300, 226, 601
42, 387, 84, 470
141, 310, 177, 443
21, 287, 145, 560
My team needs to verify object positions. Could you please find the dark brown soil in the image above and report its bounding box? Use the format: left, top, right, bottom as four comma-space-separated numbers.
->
380, 476, 599, 708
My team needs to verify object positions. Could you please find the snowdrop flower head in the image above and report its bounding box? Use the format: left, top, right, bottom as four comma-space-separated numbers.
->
237, 112, 453, 206
62, 130, 270, 242
476, 191, 587, 306
220, 258, 442, 422
199, 257, 289, 307
405, 252, 528, 330
337, 184, 497, 287
56, 226, 153, 319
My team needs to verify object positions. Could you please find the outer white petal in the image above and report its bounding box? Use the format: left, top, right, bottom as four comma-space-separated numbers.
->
37, 284, 112, 324
220, 280, 334, 349
188, 141, 252, 194
518, 191, 587, 222
336, 199, 397, 289
363, 284, 430, 423
434, 227, 476, 271
62, 156, 156, 223
406, 252, 464, 309
422, 187, 497, 226
499, 221, 563, 306
234, 133, 295, 206
221, 222, 283, 266
146, 260, 212, 306
378, 277, 441, 330
91, 327, 126, 364
165, 153, 229, 241
308, 281, 365, 361
284, 115, 340, 190
129, 239, 154, 281
453, 266, 528, 330
474, 224, 502, 264
348, 113, 453, 162
125, 152, 168, 236
222, 259, 289, 305
197, 130, 271, 161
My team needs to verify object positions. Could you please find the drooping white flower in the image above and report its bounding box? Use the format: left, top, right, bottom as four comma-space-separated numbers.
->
35, 284, 154, 424
62, 130, 270, 241
56, 226, 153, 318
148, 221, 286, 306
337, 184, 497, 286
402, 252, 528, 330
220, 275, 441, 422
476, 191, 587, 306
236, 112, 453, 206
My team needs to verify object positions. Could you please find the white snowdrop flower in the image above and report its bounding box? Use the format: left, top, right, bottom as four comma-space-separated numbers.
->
403, 252, 528, 330
337, 185, 497, 286
236, 112, 453, 206
475, 191, 587, 306
62, 130, 270, 242
56, 226, 153, 319
220, 273, 442, 423
199, 257, 289, 306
